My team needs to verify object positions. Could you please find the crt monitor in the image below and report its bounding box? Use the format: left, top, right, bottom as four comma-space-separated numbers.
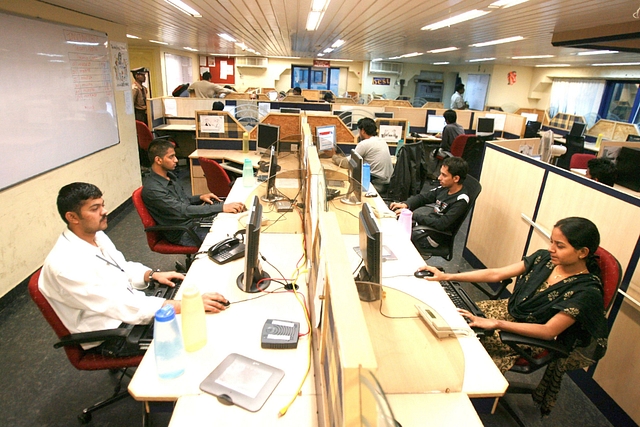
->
237, 196, 271, 293
280, 107, 301, 114
340, 150, 363, 205
357, 203, 382, 284
476, 117, 495, 137
257, 123, 280, 155
569, 122, 586, 137
426, 115, 446, 134
374, 112, 394, 119
260, 146, 284, 203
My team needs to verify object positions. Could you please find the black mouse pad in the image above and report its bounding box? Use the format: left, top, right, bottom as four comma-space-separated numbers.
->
199, 353, 284, 412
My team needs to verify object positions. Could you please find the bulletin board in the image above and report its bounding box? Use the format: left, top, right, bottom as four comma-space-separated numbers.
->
0, 12, 119, 190
204, 56, 236, 85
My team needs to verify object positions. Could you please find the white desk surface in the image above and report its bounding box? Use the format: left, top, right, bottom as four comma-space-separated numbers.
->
155, 123, 196, 132
128, 216, 313, 403
345, 198, 508, 398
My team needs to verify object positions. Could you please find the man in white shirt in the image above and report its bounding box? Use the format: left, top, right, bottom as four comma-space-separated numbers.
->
39, 182, 229, 354
188, 71, 234, 98
354, 118, 394, 192
450, 83, 468, 110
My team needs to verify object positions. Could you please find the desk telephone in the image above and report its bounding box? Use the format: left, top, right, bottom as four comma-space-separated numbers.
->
208, 232, 245, 264
415, 303, 455, 338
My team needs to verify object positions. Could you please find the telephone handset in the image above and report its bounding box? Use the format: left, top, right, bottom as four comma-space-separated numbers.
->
208, 233, 245, 265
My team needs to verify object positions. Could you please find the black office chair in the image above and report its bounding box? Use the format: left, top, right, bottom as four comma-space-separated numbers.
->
410, 175, 481, 261
385, 141, 427, 202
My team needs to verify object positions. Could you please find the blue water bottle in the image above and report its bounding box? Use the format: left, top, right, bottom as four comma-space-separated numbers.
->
153, 305, 185, 379
242, 158, 254, 187
362, 163, 371, 191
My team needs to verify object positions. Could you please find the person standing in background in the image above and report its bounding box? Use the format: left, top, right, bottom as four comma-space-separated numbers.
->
450, 83, 468, 110
188, 72, 234, 98
131, 67, 149, 125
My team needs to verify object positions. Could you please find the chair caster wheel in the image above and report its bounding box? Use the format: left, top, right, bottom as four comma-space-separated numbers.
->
78, 412, 92, 424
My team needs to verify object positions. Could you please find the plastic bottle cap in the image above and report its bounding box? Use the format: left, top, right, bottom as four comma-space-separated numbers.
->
155, 305, 176, 322
181, 283, 200, 298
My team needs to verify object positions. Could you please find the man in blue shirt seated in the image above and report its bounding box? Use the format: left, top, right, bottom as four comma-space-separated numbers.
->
389, 157, 470, 249
142, 139, 245, 247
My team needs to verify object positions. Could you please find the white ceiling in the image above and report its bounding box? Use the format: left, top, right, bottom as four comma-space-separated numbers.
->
41, 0, 640, 67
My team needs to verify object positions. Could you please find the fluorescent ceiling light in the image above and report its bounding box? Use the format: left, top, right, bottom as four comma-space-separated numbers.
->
150, 40, 168, 45
269, 56, 301, 59
183, 47, 198, 52
470, 36, 524, 47
317, 53, 325, 57
468, 57, 495, 62
219, 33, 236, 42
324, 48, 334, 53
307, 0, 331, 31
311, 0, 330, 11
164, 0, 201, 17
332, 40, 345, 48
126, 34, 140, 39
489, 0, 529, 8
37, 53, 63, 57
371, 58, 383, 62
422, 10, 490, 31
433, 62, 450, 65
577, 50, 618, 56
388, 56, 402, 60
592, 62, 640, 66
512, 55, 554, 59
401, 52, 423, 58
535, 64, 570, 67
66, 41, 99, 46
427, 47, 459, 53
235, 42, 247, 50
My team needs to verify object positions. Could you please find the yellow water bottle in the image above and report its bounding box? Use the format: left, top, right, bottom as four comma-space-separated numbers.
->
242, 132, 249, 153
595, 133, 603, 149
181, 284, 207, 352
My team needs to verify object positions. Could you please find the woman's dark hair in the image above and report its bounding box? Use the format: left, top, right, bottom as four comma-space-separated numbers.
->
554, 217, 601, 275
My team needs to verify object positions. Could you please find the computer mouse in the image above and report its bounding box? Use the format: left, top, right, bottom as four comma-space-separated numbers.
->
414, 269, 434, 278
220, 300, 231, 307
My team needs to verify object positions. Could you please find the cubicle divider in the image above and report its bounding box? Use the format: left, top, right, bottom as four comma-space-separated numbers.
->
465, 142, 640, 424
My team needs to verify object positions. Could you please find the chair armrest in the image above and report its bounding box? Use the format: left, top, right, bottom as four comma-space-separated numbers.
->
412, 225, 452, 238
144, 224, 203, 246
54, 327, 131, 349
469, 278, 512, 300
499, 331, 570, 367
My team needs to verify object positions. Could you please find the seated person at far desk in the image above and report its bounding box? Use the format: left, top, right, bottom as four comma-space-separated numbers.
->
188, 71, 234, 98
333, 117, 393, 193
586, 157, 616, 187
437, 109, 465, 151
142, 139, 246, 247
417, 217, 608, 415
390, 157, 469, 249
39, 183, 229, 356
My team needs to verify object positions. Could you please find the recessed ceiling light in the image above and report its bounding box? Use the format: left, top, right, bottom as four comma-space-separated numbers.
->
388, 56, 402, 60
535, 64, 571, 67
427, 47, 459, 53
126, 34, 140, 39
512, 55, 554, 59
164, 0, 201, 17
183, 47, 198, 52
422, 10, 490, 31
371, 58, 383, 62
488, 0, 529, 8
306, 0, 331, 31
323, 48, 334, 53
592, 62, 640, 66
577, 50, 619, 56
332, 40, 345, 48
219, 33, 236, 42
317, 53, 325, 57
401, 52, 423, 58
470, 36, 524, 47
468, 57, 495, 62
149, 40, 168, 45
433, 62, 450, 65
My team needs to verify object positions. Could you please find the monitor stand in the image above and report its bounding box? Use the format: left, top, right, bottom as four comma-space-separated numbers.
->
236, 271, 271, 293
340, 192, 362, 205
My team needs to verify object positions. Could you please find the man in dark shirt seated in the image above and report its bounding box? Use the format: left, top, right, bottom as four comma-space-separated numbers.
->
438, 109, 465, 151
389, 157, 469, 249
142, 139, 245, 247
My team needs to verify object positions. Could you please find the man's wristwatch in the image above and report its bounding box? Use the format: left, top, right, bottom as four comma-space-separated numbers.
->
148, 269, 161, 283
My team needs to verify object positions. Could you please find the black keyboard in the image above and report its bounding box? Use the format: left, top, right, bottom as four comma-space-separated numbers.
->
126, 279, 182, 350
439, 281, 493, 337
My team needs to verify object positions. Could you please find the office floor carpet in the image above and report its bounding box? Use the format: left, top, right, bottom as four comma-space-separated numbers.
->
0, 168, 614, 427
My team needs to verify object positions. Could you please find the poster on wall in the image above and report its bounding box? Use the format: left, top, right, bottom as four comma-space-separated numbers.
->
372, 77, 391, 85
110, 42, 130, 91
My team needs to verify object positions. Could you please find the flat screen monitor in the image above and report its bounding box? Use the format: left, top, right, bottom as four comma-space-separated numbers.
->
569, 122, 586, 137
615, 146, 640, 191
524, 121, 542, 138
626, 134, 640, 142
237, 196, 271, 293
340, 150, 363, 205
280, 108, 301, 114
260, 146, 283, 203
375, 112, 394, 119
257, 123, 280, 155
357, 203, 382, 285
316, 125, 336, 151
426, 115, 446, 134
476, 117, 495, 137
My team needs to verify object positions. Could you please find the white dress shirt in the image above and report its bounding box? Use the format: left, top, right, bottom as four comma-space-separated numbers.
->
39, 229, 165, 346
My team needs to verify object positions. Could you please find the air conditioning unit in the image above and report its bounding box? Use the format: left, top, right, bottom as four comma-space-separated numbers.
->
369, 61, 402, 74
236, 57, 268, 68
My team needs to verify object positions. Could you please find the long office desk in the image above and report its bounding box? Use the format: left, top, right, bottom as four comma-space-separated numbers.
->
128, 212, 315, 422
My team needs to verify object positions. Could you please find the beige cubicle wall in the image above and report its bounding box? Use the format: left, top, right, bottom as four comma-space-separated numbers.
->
385, 106, 428, 128
466, 142, 640, 424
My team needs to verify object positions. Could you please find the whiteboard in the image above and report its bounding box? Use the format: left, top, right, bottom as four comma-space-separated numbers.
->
0, 12, 119, 190
466, 74, 490, 111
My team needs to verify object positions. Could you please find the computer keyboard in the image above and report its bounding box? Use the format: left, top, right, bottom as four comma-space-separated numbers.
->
439, 281, 492, 337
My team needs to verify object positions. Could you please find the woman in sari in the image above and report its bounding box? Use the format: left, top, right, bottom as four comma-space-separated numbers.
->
419, 217, 608, 414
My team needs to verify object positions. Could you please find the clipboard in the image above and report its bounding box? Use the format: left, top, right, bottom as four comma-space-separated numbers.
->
199, 353, 285, 412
